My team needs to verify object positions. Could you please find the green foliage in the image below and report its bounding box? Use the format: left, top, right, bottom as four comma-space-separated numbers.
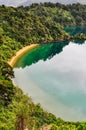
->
0, 4, 70, 46
0, 60, 14, 106
0, 3, 86, 130
67, 3, 86, 26
0, 107, 16, 130
0, 60, 14, 78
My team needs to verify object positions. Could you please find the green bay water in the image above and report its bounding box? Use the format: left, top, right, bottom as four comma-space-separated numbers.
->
64, 26, 86, 36
13, 27, 86, 121
13, 41, 86, 121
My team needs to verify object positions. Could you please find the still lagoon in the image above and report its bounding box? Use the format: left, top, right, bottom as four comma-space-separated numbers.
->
13, 27, 86, 121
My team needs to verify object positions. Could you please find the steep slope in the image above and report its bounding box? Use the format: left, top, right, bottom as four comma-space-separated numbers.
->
0, 5, 70, 46
0, 3, 86, 130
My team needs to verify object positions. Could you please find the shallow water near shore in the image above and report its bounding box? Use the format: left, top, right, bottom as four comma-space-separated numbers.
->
13, 39, 86, 121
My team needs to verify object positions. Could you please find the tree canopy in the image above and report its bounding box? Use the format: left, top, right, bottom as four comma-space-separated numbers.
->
0, 2, 86, 130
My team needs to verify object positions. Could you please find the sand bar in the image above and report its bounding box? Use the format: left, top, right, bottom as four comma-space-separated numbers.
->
8, 44, 39, 67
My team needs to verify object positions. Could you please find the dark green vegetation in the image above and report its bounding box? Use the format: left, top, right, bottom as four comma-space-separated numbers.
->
15, 41, 69, 68
0, 2, 86, 130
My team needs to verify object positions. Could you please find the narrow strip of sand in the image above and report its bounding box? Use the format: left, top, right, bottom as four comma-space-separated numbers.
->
8, 44, 39, 67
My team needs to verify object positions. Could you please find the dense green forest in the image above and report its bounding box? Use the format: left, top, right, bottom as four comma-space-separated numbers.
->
0, 2, 86, 130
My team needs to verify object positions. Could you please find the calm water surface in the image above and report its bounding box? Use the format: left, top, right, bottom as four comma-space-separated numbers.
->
14, 27, 86, 121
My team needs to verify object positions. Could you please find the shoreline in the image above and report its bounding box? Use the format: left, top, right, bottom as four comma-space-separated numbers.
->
7, 37, 86, 68
8, 44, 39, 67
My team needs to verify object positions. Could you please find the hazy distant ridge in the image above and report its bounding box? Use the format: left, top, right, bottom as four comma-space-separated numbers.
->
0, 0, 86, 7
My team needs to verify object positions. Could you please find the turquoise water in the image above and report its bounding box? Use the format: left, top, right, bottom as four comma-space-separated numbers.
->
13, 27, 86, 121
64, 26, 86, 36
14, 40, 86, 121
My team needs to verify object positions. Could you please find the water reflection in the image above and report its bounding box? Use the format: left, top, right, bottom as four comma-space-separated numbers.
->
15, 40, 85, 68
73, 40, 85, 44
65, 26, 86, 36
14, 26, 86, 121
15, 41, 69, 68
14, 41, 86, 121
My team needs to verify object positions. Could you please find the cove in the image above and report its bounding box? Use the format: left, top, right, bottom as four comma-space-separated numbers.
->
64, 26, 86, 36
13, 27, 86, 121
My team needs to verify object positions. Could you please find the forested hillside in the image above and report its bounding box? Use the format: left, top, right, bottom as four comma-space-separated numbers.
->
0, 3, 86, 130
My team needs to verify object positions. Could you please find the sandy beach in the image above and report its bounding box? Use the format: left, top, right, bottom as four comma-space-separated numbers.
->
8, 44, 39, 67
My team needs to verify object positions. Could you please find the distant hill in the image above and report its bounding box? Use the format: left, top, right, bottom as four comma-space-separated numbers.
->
20, 0, 83, 7
0, 0, 86, 7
